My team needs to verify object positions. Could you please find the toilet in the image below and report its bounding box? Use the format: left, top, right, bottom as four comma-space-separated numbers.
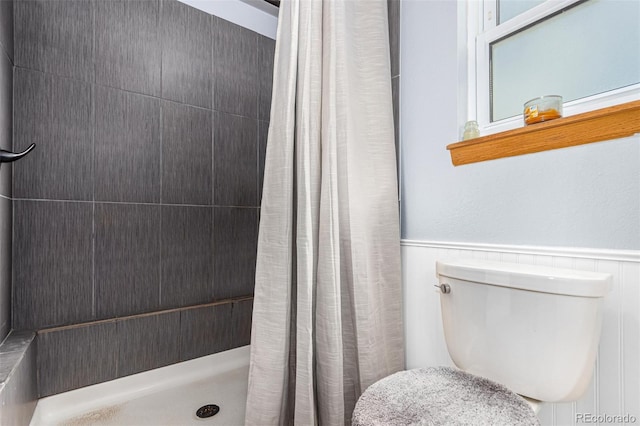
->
353, 259, 612, 425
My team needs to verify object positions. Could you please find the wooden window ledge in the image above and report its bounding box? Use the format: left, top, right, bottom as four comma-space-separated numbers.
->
447, 100, 640, 166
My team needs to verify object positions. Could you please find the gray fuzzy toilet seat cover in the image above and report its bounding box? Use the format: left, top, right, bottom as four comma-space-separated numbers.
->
352, 367, 540, 426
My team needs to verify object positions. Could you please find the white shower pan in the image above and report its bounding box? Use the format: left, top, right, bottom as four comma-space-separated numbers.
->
30, 346, 250, 426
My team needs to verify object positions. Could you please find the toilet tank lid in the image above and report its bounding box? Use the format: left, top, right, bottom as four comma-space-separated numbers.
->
436, 259, 612, 297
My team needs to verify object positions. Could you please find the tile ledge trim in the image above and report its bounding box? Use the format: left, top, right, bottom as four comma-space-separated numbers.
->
401, 239, 640, 263
36, 296, 254, 334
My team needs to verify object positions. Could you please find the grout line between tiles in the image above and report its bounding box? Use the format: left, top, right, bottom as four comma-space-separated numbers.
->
92, 202, 96, 319
12, 198, 260, 209
0, 42, 12, 67
211, 108, 216, 306
13, 65, 259, 120
92, 0, 96, 85
211, 111, 217, 205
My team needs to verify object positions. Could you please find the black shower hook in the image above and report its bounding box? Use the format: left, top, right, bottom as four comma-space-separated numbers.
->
0, 143, 35, 165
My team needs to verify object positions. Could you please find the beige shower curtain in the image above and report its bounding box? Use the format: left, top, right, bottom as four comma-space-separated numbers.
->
245, 0, 403, 424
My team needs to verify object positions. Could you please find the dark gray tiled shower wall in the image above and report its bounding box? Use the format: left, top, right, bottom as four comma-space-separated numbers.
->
0, 0, 13, 343
9, 0, 400, 398
0, 2, 34, 420
11, 0, 272, 397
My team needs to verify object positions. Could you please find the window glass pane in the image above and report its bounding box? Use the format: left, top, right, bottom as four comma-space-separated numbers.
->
490, 0, 640, 122
498, 0, 545, 24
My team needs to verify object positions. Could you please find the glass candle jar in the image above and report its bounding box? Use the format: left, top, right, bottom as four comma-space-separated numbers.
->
524, 95, 563, 125
462, 120, 480, 140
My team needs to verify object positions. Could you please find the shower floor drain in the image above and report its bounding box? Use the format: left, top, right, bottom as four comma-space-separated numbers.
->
196, 404, 220, 419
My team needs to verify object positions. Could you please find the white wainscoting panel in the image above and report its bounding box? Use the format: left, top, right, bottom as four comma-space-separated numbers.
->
401, 240, 639, 426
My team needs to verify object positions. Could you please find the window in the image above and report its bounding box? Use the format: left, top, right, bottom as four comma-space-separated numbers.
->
471, 0, 640, 133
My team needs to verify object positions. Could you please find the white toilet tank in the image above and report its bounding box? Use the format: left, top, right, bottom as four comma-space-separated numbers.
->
435, 259, 611, 403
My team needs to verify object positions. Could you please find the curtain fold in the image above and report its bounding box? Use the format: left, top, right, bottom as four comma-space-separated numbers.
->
245, 0, 404, 424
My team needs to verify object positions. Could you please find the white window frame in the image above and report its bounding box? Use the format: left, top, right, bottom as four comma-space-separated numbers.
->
467, 0, 640, 135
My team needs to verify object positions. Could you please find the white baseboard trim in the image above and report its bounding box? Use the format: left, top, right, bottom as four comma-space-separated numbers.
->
401, 239, 640, 263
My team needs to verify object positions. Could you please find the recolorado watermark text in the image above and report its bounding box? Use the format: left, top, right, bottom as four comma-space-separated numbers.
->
576, 413, 637, 424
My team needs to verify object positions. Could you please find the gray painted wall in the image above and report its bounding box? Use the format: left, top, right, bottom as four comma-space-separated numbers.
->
400, 0, 640, 250
12, 0, 274, 397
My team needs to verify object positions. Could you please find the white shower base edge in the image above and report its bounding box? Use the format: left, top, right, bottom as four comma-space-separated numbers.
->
30, 345, 250, 426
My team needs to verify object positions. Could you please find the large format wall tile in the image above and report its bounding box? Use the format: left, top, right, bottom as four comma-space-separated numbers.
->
232, 299, 253, 347
161, 102, 212, 205
213, 112, 258, 207
161, 0, 211, 109
213, 207, 258, 300
95, 86, 160, 203
13, 201, 93, 330
161, 206, 213, 308
258, 120, 269, 204
117, 311, 180, 377
95, 203, 161, 319
0, 0, 11, 348
15, 0, 93, 82
0, 51, 11, 198
0, 0, 13, 61
212, 16, 258, 118
0, 197, 11, 340
392, 76, 399, 171
14, 69, 93, 201
95, 0, 161, 97
37, 322, 118, 397
257, 35, 275, 121
388, 0, 400, 78
179, 303, 233, 361
0, 45, 11, 153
